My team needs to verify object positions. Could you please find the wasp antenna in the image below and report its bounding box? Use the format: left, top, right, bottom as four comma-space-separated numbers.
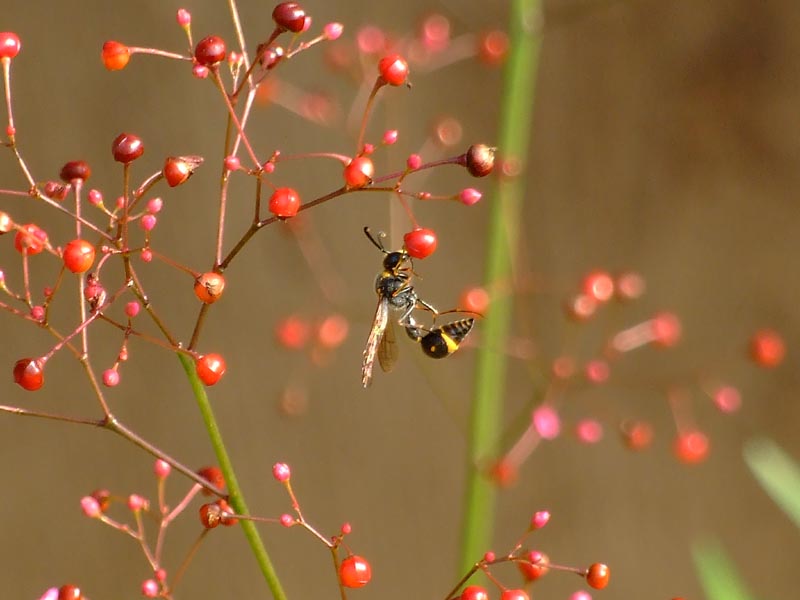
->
364, 226, 388, 253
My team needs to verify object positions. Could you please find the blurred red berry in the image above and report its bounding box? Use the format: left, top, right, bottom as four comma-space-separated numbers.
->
339, 555, 372, 588
101, 40, 130, 70
63, 239, 96, 273
620, 419, 654, 451
197, 466, 225, 494
378, 54, 409, 86
749, 329, 785, 368
275, 315, 311, 350
478, 30, 509, 65
518, 551, 549, 581
14, 223, 47, 255
582, 270, 614, 302
403, 227, 437, 259
13, 358, 44, 391
268, 187, 301, 218
196, 353, 226, 386
673, 431, 710, 464
651, 312, 682, 347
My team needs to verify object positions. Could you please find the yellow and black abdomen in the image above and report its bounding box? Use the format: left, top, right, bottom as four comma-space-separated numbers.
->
416, 318, 475, 359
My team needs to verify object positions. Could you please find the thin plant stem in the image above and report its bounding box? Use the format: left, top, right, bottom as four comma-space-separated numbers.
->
459, 0, 542, 575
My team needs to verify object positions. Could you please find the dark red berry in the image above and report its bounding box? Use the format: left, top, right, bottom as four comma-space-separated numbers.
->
272, 3, 306, 33
58, 585, 83, 600
339, 555, 372, 588
403, 227, 437, 259
163, 155, 203, 187
199, 502, 222, 528
749, 329, 785, 368
343, 156, 374, 188
196, 353, 226, 385
13, 358, 44, 391
195, 35, 226, 67
112, 133, 144, 164
197, 465, 225, 495
194, 272, 226, 304
101, 40, 130, 70
464, 144, 496, 177
0, 32, 22, 60
378, 54, 409, 86
59, 161, 91, 183
586, 563, 610, 589
673, 431, 710, 464
63, 239, 96, 274
268, 187, 301, 218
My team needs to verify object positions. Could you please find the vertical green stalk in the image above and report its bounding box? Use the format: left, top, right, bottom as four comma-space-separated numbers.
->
459, 0, 542, 574
178, 354, 287, 600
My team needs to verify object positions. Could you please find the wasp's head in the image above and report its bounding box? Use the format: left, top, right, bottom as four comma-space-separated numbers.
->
383, 250, 408, 272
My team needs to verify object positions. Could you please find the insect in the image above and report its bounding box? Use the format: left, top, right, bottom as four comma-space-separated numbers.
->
361, 227, 427, 387
404, 317, 476, 359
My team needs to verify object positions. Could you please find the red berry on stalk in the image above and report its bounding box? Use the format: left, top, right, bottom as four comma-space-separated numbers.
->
749, 329, 785, 368
343, 156, 374, 188
500, 590, 529, 600
112, 133, 144, 164
673, 431, 710, 464
403, 227, 437, 259
63, 239, 96, 273
163, 155, 203, 187
518, 550, 550, 581
378, 54, 409, 86
464, 144, 496, 177
60, 160, 91, 183
196, 353, 226, 386
199, 502, 223, 528
0, 32, 22, 60
268, 187, 301, 218
460, 586, 489, 600
339, 555, 372, 588
14, 223, 47, 255
197, 466, 225, 494
272, 3, 307, 33
58, 585, 84, 600
194, 35, 226, 67
13, 358, 44, 391
586, 563, 610, 589
216, 499, 238, 526
101, 40, 130, 70
194, 272, 226, 304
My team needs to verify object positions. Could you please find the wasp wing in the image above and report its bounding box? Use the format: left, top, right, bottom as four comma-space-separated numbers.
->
377, 316, 399, 373
362, 298, 389, 388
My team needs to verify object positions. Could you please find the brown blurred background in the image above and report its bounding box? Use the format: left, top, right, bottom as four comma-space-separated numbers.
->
2, 0, 800, 598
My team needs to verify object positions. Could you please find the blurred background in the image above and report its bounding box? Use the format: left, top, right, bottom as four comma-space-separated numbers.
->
1, 0, 799, 598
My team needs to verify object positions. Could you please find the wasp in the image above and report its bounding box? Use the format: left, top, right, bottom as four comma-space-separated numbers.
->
361, 227, 430, 387
404, 317, 475, 359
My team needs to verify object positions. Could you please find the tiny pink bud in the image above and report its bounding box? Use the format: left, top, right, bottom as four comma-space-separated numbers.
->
140, 248, 153, 262
382, 129, 398, 145
263, 161, 276, 174
532, 405, 561, 440
324, 22, 344, 40
146, 197, 163, 214
584, 360, 609, 384
125, 301, 140, 318
88, 189, 103, 205
156, 568, 167, 582
6, 125, 15, 137
362, 143, 375, 155
714, 385, 741, 413
341, 522, 352, 534
142, 578, 159, 598
272, 462, 291, 482
459, 187, 482, 205
407, 154, 422, 170
224, 155, 241, 171
102, 369, 120, 387
576, 419, 603, 444
193, 64, 209, 79
154, 459, 171, 479
140, 214, 157, 231
176, 8, 191, 26
484, 551, 496, 562
127, 494, 147, 511
280, 513, 295, 527
38, 588, 59, 600
570, 592, 592, 600
30, 305, 44, 321
116, 195, 126, 209
81, 495, 102, 518
531, 510, 550, 530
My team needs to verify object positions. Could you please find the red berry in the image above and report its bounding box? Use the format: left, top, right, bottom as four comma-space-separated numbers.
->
101, 40, 130, 70
58, 585, 83, 600
194, 272, 226, 304
378, 54, 409, 86
460, 286, 490, 314
60, 160, 91, 182
620, 419, 654, 451
197, 466, 225, 494
586, 563, 610, 589
674, 431, 710, 464
112, 132, 144, 164
339, 555, 372, 588
272, 462, 291, 482
0, 211, 13, 234
403, 227, 437, 259
582, 270, 614, 302
272, 3, 307, 33
0, 32, 21, 60
749, 329, 785, 368
343, 156, 374, 188
13, 358, 44, 391
477, 30, 509, 65
518, 551, 549, 581
194, 35, 226, 67
14, 223, 47, 255
163, 155, 203, 187
650, 312, 682, 347
500, 590, 529, 600
199, 502, 223, 528
268, 187, 301, 218
196, 353, 226, 386
464, 144, 496, 177
216, 498, 238, 526
63, 239, 96, 273
460, 586, 489, 600
275, 315, 311, 350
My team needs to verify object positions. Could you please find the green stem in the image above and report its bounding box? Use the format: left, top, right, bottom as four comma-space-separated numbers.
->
178, 353, 287, 600
459, 0, 542, 574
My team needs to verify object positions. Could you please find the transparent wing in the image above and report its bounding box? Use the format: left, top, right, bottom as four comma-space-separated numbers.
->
377, 317, 399, 373
362, 299, 389, 388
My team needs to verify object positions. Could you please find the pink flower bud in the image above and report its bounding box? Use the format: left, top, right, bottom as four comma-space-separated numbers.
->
80, 496, 102, 518
272, 462, 291, 482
